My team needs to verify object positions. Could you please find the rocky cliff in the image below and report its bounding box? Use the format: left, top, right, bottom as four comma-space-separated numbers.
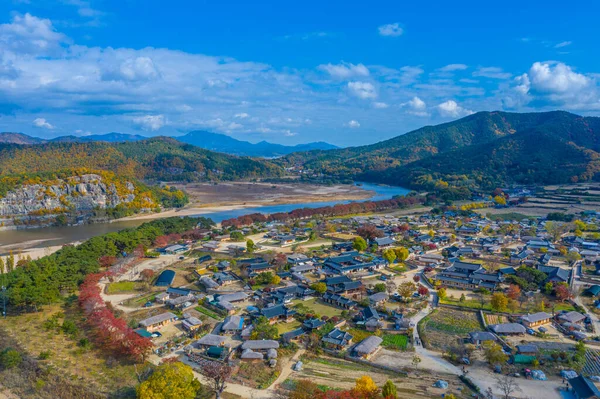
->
0, 174, 139, 217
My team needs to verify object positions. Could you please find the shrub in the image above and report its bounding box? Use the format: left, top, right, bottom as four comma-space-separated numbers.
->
0, 348, 22, 369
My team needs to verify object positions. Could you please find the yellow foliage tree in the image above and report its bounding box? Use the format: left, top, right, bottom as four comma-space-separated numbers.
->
137, 362, 201, 399
354, 376, 379, 399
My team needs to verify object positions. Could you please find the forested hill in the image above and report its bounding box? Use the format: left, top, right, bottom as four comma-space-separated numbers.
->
281, 111, 600, 190
0, 137, 284, 182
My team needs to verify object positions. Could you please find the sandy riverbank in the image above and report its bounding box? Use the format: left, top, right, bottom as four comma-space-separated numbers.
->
0, 242, 69, 264
116, 181, 375, 222
172, 181, 374, 207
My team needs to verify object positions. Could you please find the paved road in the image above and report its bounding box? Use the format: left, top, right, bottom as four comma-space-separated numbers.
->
411, 301, 462, 376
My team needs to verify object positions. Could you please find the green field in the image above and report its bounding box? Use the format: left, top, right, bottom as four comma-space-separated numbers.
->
440, 297, 492, 311
423, 309, 482, 334
291, 298, 344, 318
195, 306, 222, 320
106, 281, 143, 294
382, 334, 409, 350
276, 320, 302, 335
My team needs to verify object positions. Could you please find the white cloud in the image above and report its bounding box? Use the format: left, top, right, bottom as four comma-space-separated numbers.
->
402, 96, 429, 117
104, 56, 160, 81
32, 117, 54, 129
235, 113, 250, 119
132, 114, 165, 131
318, 62, 369, 79
378, 23, 403, 37
0, 13, 66, 55
473, 66, 512, 79
438, 64, 468, 72
347, 81, 377, 99
346, 120, 360, 128
554, 41, 572, 49
227, 122, 242, 130
528, 61, 590, 94
373, 102, 389, 109
437, 100, 473, 118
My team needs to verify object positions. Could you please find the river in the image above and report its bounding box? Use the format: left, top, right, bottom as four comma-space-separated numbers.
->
0, 182, 410, 254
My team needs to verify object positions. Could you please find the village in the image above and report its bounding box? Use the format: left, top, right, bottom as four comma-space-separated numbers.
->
85, 196, 600, 399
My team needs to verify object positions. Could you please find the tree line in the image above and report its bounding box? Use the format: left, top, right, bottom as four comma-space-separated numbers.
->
221, 195, 423, 227
2, 217, 213, 310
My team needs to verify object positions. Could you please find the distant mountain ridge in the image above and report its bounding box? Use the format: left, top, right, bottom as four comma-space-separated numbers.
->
175, 131, 338, 157
0, 131, 338, 157
280, 111, 600, 190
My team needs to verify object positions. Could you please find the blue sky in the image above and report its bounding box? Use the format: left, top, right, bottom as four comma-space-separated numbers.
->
0, 0, 598, 146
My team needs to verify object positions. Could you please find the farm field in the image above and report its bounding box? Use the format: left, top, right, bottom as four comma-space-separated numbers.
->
419, 309, 484, 351
381, 334, 409, 350
290, 355, 472, 398
485, 314, 508, 324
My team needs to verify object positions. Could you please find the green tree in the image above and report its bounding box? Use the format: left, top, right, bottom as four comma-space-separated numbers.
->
6, 251, 14, 273
229, 231, 244, 241
246, 239, 257, 254
353, 237, 368, 252
565, 251, 582, 263
374, 283, 386, 293
382, 249, 397, 265
251, 316, 279, 340
484, 342, 508, 365
310, 282, 327, 294
137, 362, 201, 399
381, 380, 397, 398
491, 293, 508, 312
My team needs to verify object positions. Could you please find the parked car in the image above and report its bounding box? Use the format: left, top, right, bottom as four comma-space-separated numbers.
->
538, 327, 548, 333
526, 328, 535, 335
144, 301, 153, 308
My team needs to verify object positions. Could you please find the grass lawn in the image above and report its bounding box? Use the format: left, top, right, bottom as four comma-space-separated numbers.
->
553, 302, 576, 312
291, 298, 344, 318
389, 264, 407, 273
381, 334, 409, 350
486, 212, 532, 222
440, 297, 492, 311
345, 328, 374, 342
106, 281, 143, 294
276, 320, 302, 335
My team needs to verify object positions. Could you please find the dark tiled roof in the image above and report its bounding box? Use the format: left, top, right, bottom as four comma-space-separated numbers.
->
568, 376, 600, 399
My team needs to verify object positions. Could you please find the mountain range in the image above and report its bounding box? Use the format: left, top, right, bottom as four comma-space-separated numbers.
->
0, 131, 337, 158
280, 111, 600, 191
175, 131, 338, 157
2, 111, 600, 194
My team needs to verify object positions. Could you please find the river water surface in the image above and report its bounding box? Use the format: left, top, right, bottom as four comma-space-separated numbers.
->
0, 182, 409, 254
